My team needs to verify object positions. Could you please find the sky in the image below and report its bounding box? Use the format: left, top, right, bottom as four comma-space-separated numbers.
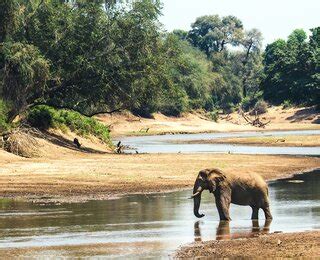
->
159, 0, 320, 45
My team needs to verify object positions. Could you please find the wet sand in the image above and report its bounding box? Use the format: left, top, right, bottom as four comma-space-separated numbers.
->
176, 134, 320, 147
176, 231, 320, 258
0, 241, 169, 258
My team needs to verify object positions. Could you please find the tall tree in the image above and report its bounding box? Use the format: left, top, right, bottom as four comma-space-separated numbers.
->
188, 15, 243, 56
0, 0, 19, 42
241, 29, 263, 97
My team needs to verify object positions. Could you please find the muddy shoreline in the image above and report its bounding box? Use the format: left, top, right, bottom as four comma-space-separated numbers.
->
175, 231, 320, 258
171, 134, 320, 147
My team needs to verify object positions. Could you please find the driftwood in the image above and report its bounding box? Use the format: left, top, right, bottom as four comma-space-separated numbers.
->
1, 127, 42, 157
139, 127, 149, 133
240, 110, 270, 128
126, 116, 142, 122
115, 141, 126, 154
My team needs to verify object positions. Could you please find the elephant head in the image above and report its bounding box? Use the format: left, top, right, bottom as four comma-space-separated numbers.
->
191, 169, 227, 218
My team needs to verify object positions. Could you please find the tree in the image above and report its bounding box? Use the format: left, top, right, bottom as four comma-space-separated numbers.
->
262, 28, 319, 106
0, 0, 19, 42
262, 39, 288, 103
0, 0, 169, 119
160, 34, 215, 114
241, 29, 263, 97
0, 42, 50, 121
188, 15, 243, 56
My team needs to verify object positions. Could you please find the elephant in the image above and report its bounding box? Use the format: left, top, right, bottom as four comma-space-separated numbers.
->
191, 168, 272, 221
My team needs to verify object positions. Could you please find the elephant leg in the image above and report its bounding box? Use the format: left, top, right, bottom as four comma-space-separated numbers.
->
251, 206, 259, 220
216, 197, 231, 221
262, 206, 273, 220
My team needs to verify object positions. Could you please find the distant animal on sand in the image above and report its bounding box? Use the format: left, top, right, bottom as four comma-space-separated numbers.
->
73, 138, 81, 148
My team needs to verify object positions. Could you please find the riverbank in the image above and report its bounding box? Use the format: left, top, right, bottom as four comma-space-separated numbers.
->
0, 149, 319, 203
176, 134, 320, 147
98, 106, 320, 137
176, 231, 320, 258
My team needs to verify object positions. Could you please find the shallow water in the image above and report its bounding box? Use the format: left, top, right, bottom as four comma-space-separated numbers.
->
0, 170, 319, 258
115, 130, 320, 155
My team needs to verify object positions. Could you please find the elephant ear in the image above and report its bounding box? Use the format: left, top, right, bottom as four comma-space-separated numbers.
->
198, 169, 210, 180
208, 168, 227, 183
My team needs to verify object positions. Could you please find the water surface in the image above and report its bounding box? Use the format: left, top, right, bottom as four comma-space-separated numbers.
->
115, 130, 320, 155
0, 170, 319, 258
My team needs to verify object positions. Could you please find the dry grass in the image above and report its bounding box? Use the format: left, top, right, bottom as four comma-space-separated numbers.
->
3, 128, 41, 158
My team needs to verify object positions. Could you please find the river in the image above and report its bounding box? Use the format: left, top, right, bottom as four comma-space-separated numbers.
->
115, 130, 320, 155
1, 130, 319, 258
0, 170, 319, 258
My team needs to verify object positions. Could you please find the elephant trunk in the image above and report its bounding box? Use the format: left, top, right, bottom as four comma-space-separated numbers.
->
193, 180, 205, 218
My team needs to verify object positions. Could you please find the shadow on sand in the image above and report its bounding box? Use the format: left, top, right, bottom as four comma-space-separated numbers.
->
32, 130, 108, 154
285, 107, 320, 124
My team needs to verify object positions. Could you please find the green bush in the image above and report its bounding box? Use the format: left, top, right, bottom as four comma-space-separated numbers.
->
282, 100, 293, 109
222, 103, 235, 114
27, 105, 111, 143
0, 99, 10, 133
208, 110, 219, 122
159, 88, 189, 116
251, 100, 268, 115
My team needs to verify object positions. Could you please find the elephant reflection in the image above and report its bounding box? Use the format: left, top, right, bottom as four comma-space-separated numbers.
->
194, 219, 272, 241
194, 221, 202, 242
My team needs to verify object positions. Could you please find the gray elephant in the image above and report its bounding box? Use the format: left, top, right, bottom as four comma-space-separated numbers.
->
191, 168, 272, 221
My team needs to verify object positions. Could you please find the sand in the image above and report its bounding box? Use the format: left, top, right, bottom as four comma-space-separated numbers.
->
0, 149, 319, 203
97, 106, 320, 137
176, 231, 320, 258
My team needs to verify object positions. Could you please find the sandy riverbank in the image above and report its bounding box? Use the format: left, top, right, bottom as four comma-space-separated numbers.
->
174, 134, 320, 147
1, 113, 319, 258
175, 231, 320, 258
0, 148, 319, 203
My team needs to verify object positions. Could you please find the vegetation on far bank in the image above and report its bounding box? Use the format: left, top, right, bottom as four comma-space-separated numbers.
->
0, 0, 319, 143
27, 105, 111, 144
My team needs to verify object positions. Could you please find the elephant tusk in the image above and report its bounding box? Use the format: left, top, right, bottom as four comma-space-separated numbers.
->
188, 189, 203, 199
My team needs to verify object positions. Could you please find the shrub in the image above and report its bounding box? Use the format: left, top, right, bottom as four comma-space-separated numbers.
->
27, 105, 111, 144
26, 105, 57, 129
222, 103, 235, 114
208, 109, 219, 122
251, 100, 268, 115
241, 96, 259, 112
159, 88, 189, 116
282, 100, 293, 109
0, 99, 10, 133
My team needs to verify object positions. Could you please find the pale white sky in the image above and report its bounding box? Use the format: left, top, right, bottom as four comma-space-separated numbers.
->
159, 0, 320, 45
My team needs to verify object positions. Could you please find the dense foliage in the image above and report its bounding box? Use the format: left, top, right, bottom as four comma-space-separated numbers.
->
0, 99, 9, 132
0, 0, 319, 137
27, 105, 111, 143
262, 28, 320, 106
